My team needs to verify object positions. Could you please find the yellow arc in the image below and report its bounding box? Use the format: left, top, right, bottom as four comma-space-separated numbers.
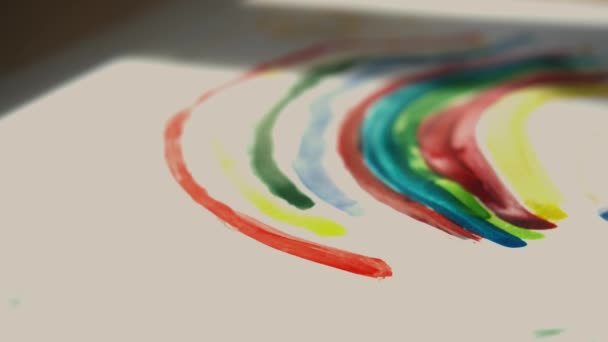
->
483, 83, 608, 221
211, 140, 347, 237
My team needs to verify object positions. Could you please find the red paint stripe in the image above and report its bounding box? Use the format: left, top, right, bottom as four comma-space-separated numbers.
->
165, 110, 393, 278
419, 71, 608, 229
337, 72, 481, 241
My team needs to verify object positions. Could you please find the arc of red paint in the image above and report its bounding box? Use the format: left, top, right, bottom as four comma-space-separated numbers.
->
419, 71, 608, 229
165, 110, 392, 278
337, 69, 481, 240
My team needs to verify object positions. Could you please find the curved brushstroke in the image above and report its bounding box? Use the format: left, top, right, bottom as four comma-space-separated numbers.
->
165, 111, 392, 278
163, 34, 489, 277
388, 59, 586, 237
165, 31, 608, 278
358, 58, 568, 246
338, 69, 483, 241
212, 140, 347, 236
293, 62, 404, 216
294, 58, 461, 216
253, 35, 530, 211
419, 72, 607, 227
483, 83, 608, 220
251, 61, 356, 210
294, 88, 365, 216
395, 58, 594, 229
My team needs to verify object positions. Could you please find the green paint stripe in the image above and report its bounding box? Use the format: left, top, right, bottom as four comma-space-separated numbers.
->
250, 61, 357, 209
390, 64, 573, 239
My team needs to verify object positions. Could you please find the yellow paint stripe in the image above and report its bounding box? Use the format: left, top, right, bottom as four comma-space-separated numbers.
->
484, 83, 608, 221
211, 140, 347, 237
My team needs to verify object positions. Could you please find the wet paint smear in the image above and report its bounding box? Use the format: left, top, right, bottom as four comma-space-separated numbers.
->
164, 33, 608, 277
534, 328, 565, 338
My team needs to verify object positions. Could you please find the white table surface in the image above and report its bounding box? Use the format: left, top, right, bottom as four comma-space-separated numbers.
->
3, 1, 608, 341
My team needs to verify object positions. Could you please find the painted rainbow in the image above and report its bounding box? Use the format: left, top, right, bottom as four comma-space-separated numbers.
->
164, 33, 608, 278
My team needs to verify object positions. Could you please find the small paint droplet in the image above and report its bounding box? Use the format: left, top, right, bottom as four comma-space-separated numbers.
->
534, 328, 565, 339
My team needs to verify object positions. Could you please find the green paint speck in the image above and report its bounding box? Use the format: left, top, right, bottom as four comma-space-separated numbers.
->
534, 328, 565, 338
8, 298, 20, 309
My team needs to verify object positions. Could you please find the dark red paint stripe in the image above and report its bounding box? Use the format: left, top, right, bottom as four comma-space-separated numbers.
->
337, 72, 481, 241
419, 70, 608, 228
